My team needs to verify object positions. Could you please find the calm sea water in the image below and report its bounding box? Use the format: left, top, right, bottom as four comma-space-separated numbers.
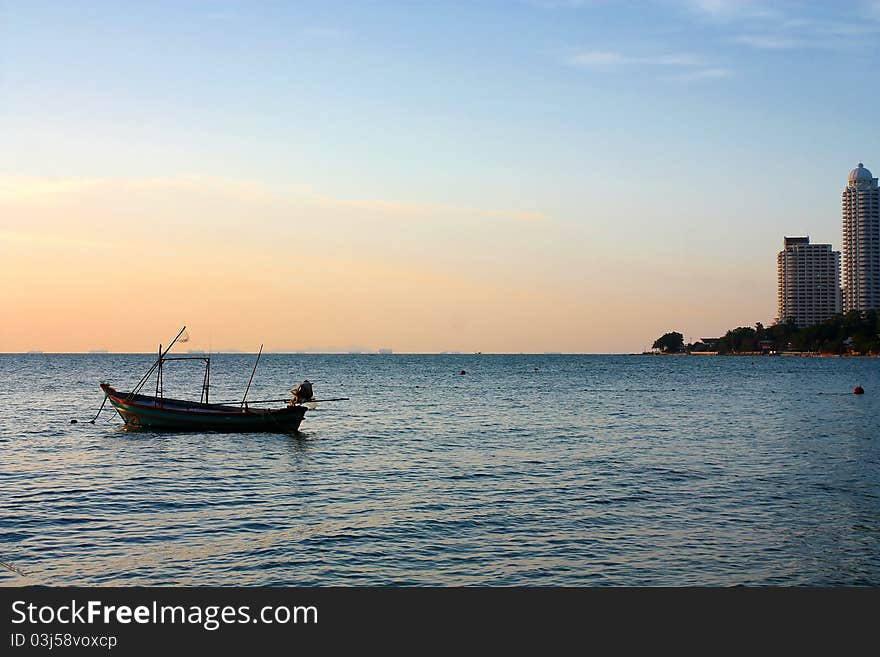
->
1, 354, 878, 586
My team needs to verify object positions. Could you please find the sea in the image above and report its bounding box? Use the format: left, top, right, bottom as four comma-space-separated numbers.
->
1, 353, 878, 586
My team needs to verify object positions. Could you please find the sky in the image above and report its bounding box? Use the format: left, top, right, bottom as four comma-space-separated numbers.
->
2, 0, 880, 353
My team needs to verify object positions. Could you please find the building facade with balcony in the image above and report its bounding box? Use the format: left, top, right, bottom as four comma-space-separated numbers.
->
776, 236, 841, 327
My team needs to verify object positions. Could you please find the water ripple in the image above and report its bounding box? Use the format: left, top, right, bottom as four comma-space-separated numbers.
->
1, 353, 878, 585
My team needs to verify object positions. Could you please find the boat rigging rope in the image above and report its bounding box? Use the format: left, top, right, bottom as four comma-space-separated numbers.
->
71, 393, 109, 425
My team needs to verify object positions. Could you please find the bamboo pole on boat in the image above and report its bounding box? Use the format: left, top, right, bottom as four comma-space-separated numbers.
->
241, 344, 263, 406
155, 344, 162, 399
129, 326, 188, 399
213, 397, 350, 405
201, 355, 210, 404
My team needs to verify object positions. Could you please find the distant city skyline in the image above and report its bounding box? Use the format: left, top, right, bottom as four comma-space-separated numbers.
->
2, 1, 880, 352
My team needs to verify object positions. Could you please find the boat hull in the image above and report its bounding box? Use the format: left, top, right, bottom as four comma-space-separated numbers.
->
100, 384, 306, 433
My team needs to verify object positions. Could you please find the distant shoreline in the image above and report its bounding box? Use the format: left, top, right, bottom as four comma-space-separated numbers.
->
641, 351, 880, 358
4, 351, 879, 358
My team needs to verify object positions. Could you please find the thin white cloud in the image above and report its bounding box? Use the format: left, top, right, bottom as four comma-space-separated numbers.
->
733, 34, 804, 49
568, 49, 711, 69
668, 67, 733, 81
525, 0, 598, 8
732, 21, 880, 51
655, 53, 708, 67
0, 175, 549, 225
684, 1, 880, 51
681, 0, 780, 22
301, 27, 348, 39
567, 50, 631, 70
0, 229, 117, 251
864, 0, 880, 20
204, 10, 238, 22
543, 1, 880, 56
567, 48, 729, 81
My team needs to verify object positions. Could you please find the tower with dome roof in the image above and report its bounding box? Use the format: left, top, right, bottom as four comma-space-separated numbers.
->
842, 163, 880, 313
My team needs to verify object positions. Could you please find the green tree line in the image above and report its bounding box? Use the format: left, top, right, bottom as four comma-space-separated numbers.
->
655, 311, 880, 355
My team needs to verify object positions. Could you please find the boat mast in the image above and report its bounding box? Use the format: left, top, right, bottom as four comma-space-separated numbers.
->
128, 326, 187, 400
201, 356, 211, 404
241, 344, 263, 407
155, 344, 163, 401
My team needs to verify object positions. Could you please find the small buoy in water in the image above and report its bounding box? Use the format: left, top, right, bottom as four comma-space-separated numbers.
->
854, 385, 865, 395
460, 370, 466, 375
70, 419, 78, 424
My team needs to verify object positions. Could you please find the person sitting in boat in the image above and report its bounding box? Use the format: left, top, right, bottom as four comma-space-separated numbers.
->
291, 380, 314, 405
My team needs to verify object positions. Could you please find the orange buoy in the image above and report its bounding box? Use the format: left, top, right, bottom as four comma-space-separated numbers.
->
854, 385, 865, 395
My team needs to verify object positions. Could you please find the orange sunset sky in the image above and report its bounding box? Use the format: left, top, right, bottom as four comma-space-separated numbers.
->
3, 2, 877, 353
2, 173, 767, 353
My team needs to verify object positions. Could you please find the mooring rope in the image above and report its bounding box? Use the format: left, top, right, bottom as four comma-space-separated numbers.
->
71, 393, 109, 425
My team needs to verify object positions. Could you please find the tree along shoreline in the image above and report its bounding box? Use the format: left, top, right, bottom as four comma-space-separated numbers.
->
651, 310, 880, 356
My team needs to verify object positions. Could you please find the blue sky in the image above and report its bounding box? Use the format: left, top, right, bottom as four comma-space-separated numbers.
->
2, 1, 880, 351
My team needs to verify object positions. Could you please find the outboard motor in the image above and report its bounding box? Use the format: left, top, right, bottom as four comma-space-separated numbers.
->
291, 380, 314, 405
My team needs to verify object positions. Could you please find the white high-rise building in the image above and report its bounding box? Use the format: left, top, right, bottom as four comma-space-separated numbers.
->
842, 163, 880, 313
776, 236, 841, 327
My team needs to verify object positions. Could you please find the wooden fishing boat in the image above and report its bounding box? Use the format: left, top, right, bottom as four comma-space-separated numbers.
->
100, 384, 308, 432
96, 326, 343, 433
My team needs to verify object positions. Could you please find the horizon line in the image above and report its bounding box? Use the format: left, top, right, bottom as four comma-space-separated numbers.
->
0, 351, 638, 356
